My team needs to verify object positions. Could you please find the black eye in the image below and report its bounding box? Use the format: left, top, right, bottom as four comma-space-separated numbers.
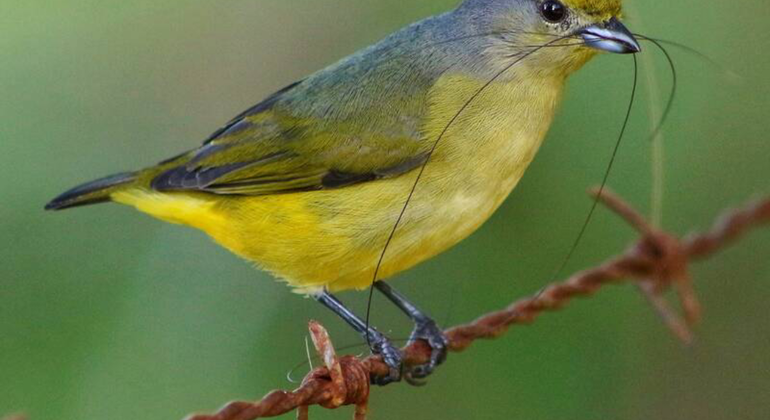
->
541, 0, 567, 23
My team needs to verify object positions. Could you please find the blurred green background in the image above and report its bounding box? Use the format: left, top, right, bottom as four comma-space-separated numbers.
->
2, 1, 769, 419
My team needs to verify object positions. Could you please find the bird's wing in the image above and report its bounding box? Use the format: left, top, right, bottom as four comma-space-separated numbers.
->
150, 54, 439, 196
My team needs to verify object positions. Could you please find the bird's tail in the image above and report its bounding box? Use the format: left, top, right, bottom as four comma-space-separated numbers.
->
45, 172, 138, 211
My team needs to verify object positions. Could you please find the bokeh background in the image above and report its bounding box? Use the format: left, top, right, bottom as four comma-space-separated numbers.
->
2, 1, 769, 419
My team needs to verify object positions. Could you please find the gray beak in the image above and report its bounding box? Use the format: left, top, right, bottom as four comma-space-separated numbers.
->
580, 17, 641, 54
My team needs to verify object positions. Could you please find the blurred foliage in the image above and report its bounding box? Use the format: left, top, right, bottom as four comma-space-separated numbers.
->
1, 1, 769, 419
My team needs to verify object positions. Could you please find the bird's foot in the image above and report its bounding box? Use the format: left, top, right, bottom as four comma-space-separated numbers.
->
368, 331, 403, 386
404, 318, 448, 383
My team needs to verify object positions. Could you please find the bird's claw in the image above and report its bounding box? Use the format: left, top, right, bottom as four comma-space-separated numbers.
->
367, 319, 448, 385
406, 319, 448, 380
369, 333, 403, 386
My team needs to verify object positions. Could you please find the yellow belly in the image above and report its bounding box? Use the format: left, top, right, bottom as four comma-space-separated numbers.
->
113, 74, 563, 293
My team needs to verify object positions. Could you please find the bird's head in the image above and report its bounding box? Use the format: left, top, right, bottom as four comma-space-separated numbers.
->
457, 0, 640, 78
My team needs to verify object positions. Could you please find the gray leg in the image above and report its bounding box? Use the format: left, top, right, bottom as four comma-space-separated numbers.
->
374, 281, 449, 379
313, 290, 402, 385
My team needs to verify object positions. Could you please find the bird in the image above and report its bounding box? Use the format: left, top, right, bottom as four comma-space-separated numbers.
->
46, 0, 640, 384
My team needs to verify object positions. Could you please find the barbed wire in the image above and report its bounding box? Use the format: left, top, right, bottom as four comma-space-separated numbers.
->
183, 188, 769, 420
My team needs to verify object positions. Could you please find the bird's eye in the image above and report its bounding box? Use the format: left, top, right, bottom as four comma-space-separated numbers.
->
540, 0, 567, 23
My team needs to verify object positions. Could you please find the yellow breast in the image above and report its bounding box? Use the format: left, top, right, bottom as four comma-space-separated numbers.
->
114, 73, 564, 294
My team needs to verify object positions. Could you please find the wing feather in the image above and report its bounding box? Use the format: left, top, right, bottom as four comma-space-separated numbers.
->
148, 20, 446, 196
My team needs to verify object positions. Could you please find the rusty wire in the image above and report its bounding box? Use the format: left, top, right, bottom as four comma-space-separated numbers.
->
1, 415, 27, 420
185, 190, 770, 420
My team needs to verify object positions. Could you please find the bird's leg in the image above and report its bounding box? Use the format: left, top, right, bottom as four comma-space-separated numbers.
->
313, 290, 402, 385
374, 281, 448, 380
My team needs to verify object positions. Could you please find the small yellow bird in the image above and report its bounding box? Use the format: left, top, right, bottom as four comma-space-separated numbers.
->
47, 0, 640, 383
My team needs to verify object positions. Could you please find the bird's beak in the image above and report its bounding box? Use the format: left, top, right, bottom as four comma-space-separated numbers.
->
579, 17, 641, 54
